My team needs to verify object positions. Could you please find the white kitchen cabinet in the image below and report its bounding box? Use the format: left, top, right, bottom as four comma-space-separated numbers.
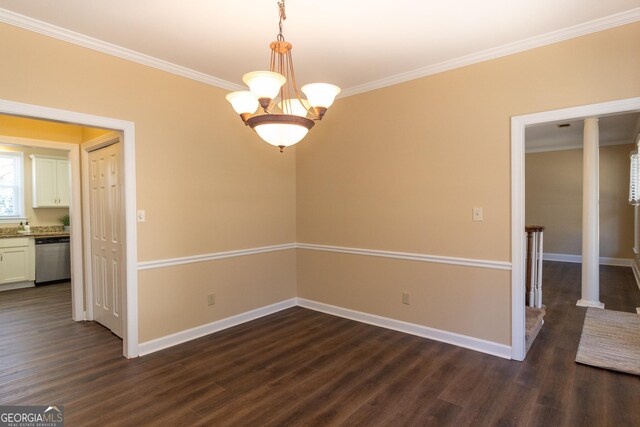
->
0, 237, 35, 284
30, 155, 70, 208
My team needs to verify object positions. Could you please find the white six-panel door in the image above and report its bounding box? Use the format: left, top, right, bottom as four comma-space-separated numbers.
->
89, 142, 123, 338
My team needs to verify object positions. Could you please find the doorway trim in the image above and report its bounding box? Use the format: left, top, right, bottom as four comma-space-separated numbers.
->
0, 98, 138, 358
511, 97, 640, 361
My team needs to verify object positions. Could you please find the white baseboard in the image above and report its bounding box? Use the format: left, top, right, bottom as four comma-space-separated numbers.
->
0, 281, 35, 292
544, 253, 633, 267
576, 299, 605, 309
138, 296, 512, 360
138, 298, 297, 356
297, 298, 512, 359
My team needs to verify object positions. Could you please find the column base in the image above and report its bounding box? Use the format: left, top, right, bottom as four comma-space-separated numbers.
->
576, 299, 605, 309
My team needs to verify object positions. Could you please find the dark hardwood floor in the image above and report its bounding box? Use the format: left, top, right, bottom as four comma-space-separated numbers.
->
1, 263, 639, 426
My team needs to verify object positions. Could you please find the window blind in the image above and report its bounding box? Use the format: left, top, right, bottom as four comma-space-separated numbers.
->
630, 151, 639, 206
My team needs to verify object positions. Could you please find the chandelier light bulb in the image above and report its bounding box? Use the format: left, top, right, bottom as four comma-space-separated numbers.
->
225, 91, 259, 115
243, 71, 286, 101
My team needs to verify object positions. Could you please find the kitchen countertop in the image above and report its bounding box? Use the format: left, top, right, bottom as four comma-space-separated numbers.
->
0, 232, 70, 239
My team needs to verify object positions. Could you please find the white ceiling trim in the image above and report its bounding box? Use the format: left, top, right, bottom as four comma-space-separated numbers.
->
525, 139, 634, 154
0, 7, 639, 97
341, 7, 640, 97
0, 8, 244, 91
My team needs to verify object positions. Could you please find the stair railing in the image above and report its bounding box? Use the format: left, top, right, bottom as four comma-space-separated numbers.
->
525, 225, 545, 308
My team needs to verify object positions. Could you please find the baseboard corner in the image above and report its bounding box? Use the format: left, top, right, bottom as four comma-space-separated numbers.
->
297, 298, 511, 360
138, 297, 297, 356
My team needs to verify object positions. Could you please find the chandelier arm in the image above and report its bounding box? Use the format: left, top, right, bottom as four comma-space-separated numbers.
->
287, 50, 320, 120
279, 49, 286, 110
270, 49, 276, 74
286, 53, 293, 114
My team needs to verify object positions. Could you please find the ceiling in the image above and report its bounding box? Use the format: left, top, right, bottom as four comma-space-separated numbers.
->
526, 112, 640, 152
0, 1, 639, 96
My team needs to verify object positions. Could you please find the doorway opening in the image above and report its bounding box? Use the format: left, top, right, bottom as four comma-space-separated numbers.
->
511, 97, 640, 361
0, 98, 138, 358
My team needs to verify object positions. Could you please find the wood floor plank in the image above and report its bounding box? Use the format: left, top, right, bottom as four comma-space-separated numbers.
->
1, 262, 639, 426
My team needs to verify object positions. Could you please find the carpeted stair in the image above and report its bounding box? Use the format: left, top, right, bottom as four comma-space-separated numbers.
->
525, 306, 546, 353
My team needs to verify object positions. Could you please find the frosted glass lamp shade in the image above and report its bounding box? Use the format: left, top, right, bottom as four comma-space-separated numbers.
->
278, 98, 311, 117
246, 114, 315, 150
301, 83, 341, 108
255, 123, 309, 147
243, 71, 286, 100
225, 91, 259, 115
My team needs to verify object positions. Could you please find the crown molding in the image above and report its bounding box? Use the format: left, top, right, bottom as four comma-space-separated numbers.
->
340, 7, 640, 98
0, 8, 244, 92
1, 7, 639, 97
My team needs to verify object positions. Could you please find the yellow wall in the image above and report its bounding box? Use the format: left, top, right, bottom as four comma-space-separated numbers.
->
81, 126, 112, 142
296, 22, 640, 345
0, 114, 83, 143
0, 22, 297, 342
526, 144, 635, 259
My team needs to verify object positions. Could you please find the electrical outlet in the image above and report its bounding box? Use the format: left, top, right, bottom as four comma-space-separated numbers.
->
472, 207, 483, 221
207, 293, 216, 306
402, 292, 410, 305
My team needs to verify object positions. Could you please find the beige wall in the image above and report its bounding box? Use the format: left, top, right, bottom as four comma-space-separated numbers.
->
139, 250, 296, 342
0, 22, 297, 342
296, 22, 640, 346
297, 251, 511, 344
2, 18, 639, 348
526, 144, 635, 259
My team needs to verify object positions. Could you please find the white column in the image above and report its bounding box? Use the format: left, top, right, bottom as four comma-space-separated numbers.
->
577, 117, 604, 308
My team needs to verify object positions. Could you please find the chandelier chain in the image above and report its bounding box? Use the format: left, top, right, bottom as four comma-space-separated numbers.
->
277, 1, 286, 41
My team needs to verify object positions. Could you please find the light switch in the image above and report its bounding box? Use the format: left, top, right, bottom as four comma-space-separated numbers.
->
472, 207, 483, 221
137, 210, 146, 222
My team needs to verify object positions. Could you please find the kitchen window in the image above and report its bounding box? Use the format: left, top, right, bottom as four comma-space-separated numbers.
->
0, 151, 25, 222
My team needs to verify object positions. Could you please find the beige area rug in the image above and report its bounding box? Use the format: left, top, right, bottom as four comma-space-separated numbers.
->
576, 308, 640, 376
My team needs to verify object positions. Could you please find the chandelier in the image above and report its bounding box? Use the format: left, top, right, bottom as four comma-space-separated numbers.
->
226, 0, 341, 152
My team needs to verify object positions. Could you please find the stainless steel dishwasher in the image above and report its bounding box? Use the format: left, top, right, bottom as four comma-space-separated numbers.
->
35, 236, 71, 284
